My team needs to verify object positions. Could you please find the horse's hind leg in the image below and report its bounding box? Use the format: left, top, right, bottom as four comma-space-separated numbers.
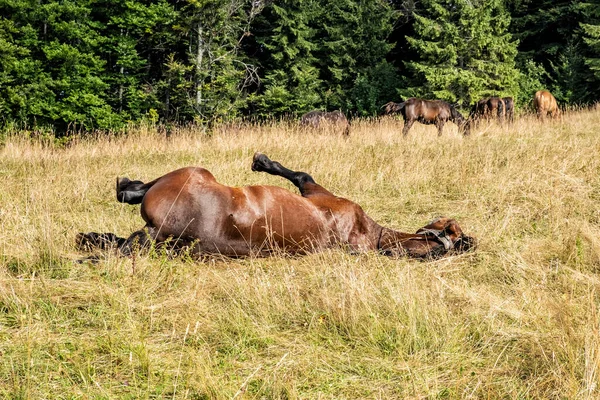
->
402, 119, 414, 136
251, 152, 332, 197
116, 177, 151, 204
118, 227, 158, 256
77, 227, 157, 257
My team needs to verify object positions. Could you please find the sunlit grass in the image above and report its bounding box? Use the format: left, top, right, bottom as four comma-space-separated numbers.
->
2, 110, 600, 398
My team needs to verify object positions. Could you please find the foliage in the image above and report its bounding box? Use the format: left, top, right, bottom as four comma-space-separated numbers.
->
580, 0, 600, 90
402, 0, 519, 106
1, 0, 600, 131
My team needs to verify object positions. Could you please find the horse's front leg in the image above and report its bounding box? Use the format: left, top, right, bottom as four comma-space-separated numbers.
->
251, 152, 332, 197
436, 120, 445, 136
76, 232, 127, 251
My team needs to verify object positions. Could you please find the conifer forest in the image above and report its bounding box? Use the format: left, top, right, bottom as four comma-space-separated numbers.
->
1, 0, 598, 132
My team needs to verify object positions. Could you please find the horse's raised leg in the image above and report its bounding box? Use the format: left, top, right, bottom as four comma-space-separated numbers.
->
402, 119, 414, 136
251, 152, 332, 197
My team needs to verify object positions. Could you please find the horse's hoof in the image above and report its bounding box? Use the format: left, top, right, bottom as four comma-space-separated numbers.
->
116, 177, 131, 192
251, 152, 272, 172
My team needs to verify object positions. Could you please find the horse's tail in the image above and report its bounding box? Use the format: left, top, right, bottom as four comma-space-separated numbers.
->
381, 101, 405, 115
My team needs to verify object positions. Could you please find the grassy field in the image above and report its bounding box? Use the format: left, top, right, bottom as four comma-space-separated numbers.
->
1, 110, 600, 399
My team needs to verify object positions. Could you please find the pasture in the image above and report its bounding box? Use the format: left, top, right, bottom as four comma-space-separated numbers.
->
1, 109, 600, 399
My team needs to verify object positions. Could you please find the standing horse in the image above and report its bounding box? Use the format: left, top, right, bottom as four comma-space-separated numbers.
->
78, 153, 475, 259
471, 97, 505, 121
383, 98, 469, 136
502, 97, 514, 123
533, 90, 559, 120
300, 110, 350, 136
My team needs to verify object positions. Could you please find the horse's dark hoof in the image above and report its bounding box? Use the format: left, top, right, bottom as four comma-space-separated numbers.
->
76, 232, 97, 251
76, 232, 123, 251
251, 152, 272, 172
116, 177, 131, 192
76, 255, 101, 264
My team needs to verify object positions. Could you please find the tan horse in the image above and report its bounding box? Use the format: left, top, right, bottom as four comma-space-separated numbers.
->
534, 90, 559, 120
78, 153, 476, 259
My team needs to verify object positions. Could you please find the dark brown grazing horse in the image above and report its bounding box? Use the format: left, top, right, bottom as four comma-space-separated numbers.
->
382, 98, 469, 136
487, 97, 505, 121
300, 110, 350, 136
502, 97, 514, 123
533, 90, 559, 120
471, 96, 507, 124
78, 153, 476, 259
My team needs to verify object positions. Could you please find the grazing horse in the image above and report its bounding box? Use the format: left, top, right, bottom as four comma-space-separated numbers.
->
533, 90, 559, 120
382, 98, 469, 136
471, 96, 507, 124
300, 110, 350, 136
487, 97, 505, 122
469, 98, 489, 126
77, 153, 476, 259
502, 97, 514, 123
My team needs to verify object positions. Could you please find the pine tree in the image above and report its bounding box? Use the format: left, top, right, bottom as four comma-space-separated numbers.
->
507, 0, 589, 104
250, 0, 397, 117
0, 0, 118, 132
580, 0, 600, 100
175, 0, 263, 123
312, 0, 397, 114
95, 0, 178, 122
251, 0, 322, 117
403, 0, 519, 106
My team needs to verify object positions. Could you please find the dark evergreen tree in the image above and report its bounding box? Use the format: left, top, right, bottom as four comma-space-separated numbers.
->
250, 0, 323, 117
403, 0, 519, 106
95, 0, 178, 122
580, 0, 600, 101
507, 0, 589, 104
173, 0, 263, 123
312, 0, 398, 114
250, 0, 397, 117
0, 0, 118, 131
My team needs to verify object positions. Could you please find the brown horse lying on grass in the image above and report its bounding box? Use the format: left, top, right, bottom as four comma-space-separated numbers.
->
383, 98, 470, 137
77, 153, 476, 259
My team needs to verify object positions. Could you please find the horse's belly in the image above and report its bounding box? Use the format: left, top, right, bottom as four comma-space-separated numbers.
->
219, 205, 331, 255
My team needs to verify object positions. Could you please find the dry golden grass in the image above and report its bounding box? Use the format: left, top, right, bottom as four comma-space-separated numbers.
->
1, 110, 600, 398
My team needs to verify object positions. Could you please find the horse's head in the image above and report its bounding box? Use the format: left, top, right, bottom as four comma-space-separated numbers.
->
449, 105, 471, 136
416, 217, 477, 254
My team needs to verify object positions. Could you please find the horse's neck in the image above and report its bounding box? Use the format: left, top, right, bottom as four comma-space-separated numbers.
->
377, 227, 441, 258
378, 227, 416, 249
